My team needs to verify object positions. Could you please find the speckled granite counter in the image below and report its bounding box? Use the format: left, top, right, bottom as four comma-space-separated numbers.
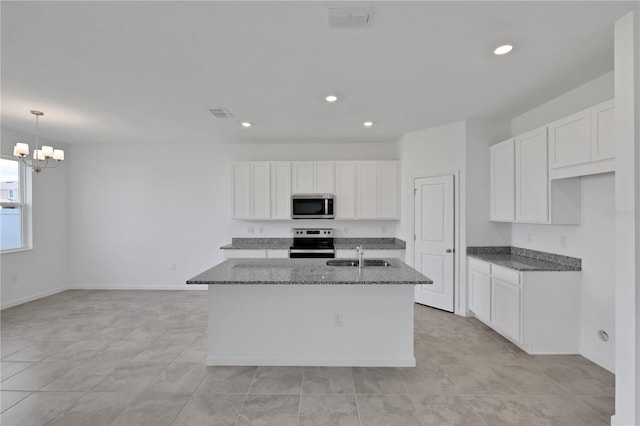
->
467, 246, 581, 271
334, 238, 406, 250
220, 237, 405, 250
187, 258, 431, 285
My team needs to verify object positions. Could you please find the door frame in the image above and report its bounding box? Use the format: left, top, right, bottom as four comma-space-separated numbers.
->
410, 171, 462, 315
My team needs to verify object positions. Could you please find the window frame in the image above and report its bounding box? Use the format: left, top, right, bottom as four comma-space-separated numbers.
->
1, 156, 32, 253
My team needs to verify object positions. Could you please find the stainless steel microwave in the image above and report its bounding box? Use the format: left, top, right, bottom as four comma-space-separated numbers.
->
291, 194, 335, 219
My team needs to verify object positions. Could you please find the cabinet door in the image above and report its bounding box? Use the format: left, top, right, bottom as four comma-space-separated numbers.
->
490, 139, 515, 221
590, 100, 615, 161
314, 162, 335, 193
335, 161, 356, 219
251, 163, 270, 219
492, 277, 521, 342
377, 161, 399, 219
232, 163, 251, 218
271, 162, 291, 219
292, 162, 314, 194
356, 162, 378, 219
548, 109, 590, 168
469, 270, 491, 323
515, 127, 549, 223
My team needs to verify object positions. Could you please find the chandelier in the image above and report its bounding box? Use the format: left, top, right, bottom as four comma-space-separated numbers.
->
13, 110, 64, 173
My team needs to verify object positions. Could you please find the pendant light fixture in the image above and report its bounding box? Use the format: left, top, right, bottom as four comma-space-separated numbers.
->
13, 110, 64, 173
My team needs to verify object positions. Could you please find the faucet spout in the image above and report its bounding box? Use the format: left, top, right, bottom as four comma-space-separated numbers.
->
356, 245, 364, 268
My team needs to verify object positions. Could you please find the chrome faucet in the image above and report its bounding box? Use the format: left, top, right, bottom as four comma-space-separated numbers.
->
356, 245, 364, 268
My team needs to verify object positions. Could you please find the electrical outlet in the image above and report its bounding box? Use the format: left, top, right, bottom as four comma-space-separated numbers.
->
247, 226, 254, 234
527, 232, 533, 243
335, 313, 342, 327
381, 226, 386, 234
258, 226, 264, 234
343, 227, 348, 234
11, 274, 18, 283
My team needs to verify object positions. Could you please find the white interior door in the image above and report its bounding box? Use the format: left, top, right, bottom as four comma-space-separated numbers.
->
413, 175, 455, 312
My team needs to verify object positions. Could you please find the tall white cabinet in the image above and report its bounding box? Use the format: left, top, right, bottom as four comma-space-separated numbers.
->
490, 139, 515, 221
514, 127, 549, 223
270, 162, 292, 220
231, 162, 271, 219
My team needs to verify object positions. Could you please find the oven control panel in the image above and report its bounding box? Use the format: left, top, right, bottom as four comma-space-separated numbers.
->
293, 228, 333, 237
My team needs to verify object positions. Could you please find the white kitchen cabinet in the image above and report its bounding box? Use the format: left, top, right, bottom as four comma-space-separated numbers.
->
490, 131, 579, 225
223, 249, 268, 259
223, 249, 289, 259
335, 161, 357, 219
231, 162, 270, 219
489, 139, 515, 221
590, 100, 615, 161
356, 161, 400, 220
467, 255, 580, 354
468, 258, 491, 323
548, 109, 591, 169
270, 162, 291, 220
548, 100, 615, 179
291, 161, 335, 194
515, 127, 548, 223
491, 275, 521, 343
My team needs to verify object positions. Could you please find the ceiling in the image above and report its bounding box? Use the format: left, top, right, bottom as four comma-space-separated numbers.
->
1, 1, 636, 145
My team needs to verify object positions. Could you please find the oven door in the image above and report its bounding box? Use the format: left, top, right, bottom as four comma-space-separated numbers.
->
288, 248, 336, 258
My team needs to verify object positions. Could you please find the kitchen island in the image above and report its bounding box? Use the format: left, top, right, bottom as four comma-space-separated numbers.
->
187, 258, 431, 367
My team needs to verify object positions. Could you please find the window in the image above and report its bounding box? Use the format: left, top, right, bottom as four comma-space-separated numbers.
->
1, 157, 25, 251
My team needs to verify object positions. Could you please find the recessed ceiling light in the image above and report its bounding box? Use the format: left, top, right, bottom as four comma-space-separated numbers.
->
494, 44, 513, 55
325, 95, 338, 103
363, 121, 374, 127
241, 122, 252, 128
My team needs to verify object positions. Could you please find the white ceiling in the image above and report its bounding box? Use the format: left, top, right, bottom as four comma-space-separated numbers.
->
1, 1, 636, 145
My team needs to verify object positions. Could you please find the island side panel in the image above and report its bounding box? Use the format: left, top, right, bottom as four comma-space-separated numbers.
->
207, 284, 415, 367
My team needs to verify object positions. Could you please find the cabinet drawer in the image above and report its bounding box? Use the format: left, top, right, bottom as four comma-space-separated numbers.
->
468, 257, 491, 276
491, 265, 520, 285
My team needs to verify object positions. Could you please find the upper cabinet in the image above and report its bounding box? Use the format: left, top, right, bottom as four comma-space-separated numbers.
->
270, 162, 292, 220
548, 100, 615, 179
515, 127, 549, 223
232, 160, 399, 220
231, 162, 271, 219
356, 161, 400, 220
292, 161, 335, 194
490, 139, 515, 221
490, 127, 579, 224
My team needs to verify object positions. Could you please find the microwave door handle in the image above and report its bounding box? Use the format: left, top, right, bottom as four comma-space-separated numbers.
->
325, 198, 329, 214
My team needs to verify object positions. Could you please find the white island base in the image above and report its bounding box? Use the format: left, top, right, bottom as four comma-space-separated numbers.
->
207, 284, 415, 367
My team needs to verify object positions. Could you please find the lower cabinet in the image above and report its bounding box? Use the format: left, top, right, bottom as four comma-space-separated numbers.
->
467, 256, 580, 354
223, 249, 288, 259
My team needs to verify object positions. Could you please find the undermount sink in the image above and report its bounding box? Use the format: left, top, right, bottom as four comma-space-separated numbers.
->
326, 259, 393, 267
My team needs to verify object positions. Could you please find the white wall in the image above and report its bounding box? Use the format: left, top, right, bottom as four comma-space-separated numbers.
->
396, 120, 511, 314
612, 9, 639, 426
510, 72, 617, 372
511, 174, 615, 370
0, 128, 70, 308
67, 142, 397, 290
511, 71, 614, 135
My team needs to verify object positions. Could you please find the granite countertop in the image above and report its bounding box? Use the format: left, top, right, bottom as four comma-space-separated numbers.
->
220, 237, 406, 250
187, 258, 431, 285
467, 246, 581, 272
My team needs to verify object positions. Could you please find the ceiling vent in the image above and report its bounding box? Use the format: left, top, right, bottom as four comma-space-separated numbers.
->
208, 108, 232, 118
328, 7, 374, 29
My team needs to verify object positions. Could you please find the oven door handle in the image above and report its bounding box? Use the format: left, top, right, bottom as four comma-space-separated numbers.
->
288, 249, 336, 254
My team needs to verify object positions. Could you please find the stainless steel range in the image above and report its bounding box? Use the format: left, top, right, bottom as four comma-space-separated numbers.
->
288, 228, 335, 258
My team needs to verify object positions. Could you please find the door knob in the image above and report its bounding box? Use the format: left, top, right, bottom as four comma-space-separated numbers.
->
445, 249, 453, 253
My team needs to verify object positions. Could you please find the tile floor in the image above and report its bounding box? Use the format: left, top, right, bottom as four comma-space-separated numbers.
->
1, 290, 614, 426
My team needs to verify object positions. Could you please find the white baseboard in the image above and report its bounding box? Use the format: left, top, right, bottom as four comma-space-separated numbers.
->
1, 286, 68, 310
207, 356, 417, 367
68, 284, 208, 291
